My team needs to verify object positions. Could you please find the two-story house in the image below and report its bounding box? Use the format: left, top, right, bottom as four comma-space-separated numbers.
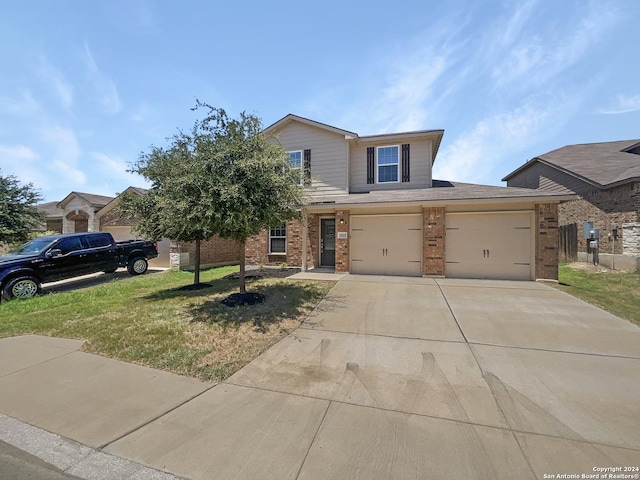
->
246, 114, 575, 281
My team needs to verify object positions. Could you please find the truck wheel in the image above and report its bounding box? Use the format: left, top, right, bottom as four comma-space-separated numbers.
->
127, 257, 148, 275
3, 276, 41, 300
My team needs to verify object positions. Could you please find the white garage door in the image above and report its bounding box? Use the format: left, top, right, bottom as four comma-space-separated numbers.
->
101, 226, 171, 268
350, 215, 422, 276
445, 212, 533, 280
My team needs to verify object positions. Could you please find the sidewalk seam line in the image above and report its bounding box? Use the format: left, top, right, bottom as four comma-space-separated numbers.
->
468, 341, 640, 360
297, 325, 466, 344
294, 400, 332, 480
0, 348, 80, 380
97, 381, 218, 450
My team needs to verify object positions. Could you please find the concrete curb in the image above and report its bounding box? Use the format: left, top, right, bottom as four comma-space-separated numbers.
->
0, 414, 184, 480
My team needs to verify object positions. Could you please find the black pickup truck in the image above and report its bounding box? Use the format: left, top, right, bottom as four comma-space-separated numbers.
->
0, 232, 158, 300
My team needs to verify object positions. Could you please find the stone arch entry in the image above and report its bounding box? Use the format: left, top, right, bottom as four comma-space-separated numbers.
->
66, 210, 90, 233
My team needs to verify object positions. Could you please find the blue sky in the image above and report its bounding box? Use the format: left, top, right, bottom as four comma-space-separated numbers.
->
1, 0, 638, 202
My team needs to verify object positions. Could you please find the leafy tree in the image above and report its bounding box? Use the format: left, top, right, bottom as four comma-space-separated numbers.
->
119, 103, 306, 292
0, 171, 44, 245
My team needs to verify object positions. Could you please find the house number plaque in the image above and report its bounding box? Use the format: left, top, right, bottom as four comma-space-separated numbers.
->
337, 232, 348, 239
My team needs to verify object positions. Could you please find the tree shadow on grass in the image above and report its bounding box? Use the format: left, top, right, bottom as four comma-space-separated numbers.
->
142, 277, 239, 301
188, 281, 327, 332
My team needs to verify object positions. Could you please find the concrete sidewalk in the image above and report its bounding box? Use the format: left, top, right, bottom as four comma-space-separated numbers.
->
1, 277, 639, 479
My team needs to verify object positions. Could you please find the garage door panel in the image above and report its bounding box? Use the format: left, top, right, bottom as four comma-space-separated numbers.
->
445, 213, 533, 281
350, 215, 422, 276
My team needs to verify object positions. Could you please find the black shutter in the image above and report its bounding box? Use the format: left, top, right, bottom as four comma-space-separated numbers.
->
402, 143, 410, 182
304, 149, 311, 180
366, 147, 375, 184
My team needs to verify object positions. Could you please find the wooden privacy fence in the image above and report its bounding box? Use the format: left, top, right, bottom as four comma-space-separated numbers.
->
559, 223, 578, 262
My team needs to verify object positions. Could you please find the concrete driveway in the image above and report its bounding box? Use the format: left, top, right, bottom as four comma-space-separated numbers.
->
1, 276, 639, 479
107, 276, 640, 479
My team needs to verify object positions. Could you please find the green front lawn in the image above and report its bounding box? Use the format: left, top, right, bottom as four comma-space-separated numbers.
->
0, 266, 334, 381
555, 264, 640, 326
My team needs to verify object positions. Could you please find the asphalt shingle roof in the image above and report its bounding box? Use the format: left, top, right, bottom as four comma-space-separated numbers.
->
503, 139, 640, 188
309, 181, 574, 207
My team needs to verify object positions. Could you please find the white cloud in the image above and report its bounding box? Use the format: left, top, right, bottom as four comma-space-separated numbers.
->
0, 144, 39, 164
433, 103, 552, 184
38, 125, 87, 187
82, 44, 122, 114
0, 90, 41, 116
598, 94, 640, 114
0, 144, 46, 189
52, 160, 87, 185
91, 152, 135, 181
491, 0, 620, 89
335, 25, 465, 135
40, 126, 81, 162
376, 55, 448, 132
130, 103, 153, 122
37, 56, 74, 111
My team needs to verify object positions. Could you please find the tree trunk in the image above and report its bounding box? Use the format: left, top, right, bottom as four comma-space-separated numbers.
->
239, 241, 246, 294
194, 238, 201, 285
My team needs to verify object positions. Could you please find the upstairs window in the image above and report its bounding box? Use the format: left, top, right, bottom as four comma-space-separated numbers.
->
289, 151, 302, 185
377, 146, 399, 183
269, 225, 287, 254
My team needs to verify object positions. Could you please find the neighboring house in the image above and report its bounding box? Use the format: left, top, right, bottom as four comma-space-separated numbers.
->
35, 201, 64, 233
36, 192, 114, 233
37, 188, 241, 269
96, 186, 241, 269
502, 140, 640, 270
245, 114, 575, 281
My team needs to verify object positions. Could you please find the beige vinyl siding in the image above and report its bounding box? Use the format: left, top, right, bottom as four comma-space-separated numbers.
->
274, 121, 348, 197
506, 162, 594, 195
349, 138, 432, 192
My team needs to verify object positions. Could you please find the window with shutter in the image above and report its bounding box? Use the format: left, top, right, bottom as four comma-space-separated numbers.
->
366, 147, 375, 184
376, 145, 399, 183
289, 151, 302, 185
402, 143, 410, 182
304, 149, 311, 181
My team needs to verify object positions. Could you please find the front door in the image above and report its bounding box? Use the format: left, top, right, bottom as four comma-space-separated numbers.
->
320, 218, 336, 267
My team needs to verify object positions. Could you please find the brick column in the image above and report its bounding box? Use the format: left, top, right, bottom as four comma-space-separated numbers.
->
535, 203, 559, 280
335, 210, 350, 273
307, 214, 319, 269
423, 206, 445, 276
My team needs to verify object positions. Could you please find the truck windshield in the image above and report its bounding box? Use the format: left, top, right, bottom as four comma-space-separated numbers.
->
9, 238, 55, 255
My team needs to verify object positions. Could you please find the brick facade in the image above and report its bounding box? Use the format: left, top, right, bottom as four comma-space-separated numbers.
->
335, 210, 349, 272
422, 206, 445, 276
307, 215, 320, 269
558, 182, 640, 254
243, 205, 562, 280
535, 203, 559, 280
172, 236, 242, 268
245, 219, 311, 267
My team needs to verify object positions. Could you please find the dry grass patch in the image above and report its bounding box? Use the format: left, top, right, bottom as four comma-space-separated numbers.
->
0, 266, 335, 382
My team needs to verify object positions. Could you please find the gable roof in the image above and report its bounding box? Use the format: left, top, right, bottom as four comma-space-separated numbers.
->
264, 114, 358, 138
97, 186, 149, 218
36, 201, 63, 218
57, 191, 115, 209
502, 139, 640, 189
264, 113, 445, 162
